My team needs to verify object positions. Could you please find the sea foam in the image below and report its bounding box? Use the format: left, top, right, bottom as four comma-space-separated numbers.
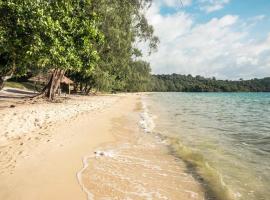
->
77, 148, 120, 200
139, 98, 155, 133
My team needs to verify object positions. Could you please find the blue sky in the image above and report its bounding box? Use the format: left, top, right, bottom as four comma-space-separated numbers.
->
143, 0, 270, 79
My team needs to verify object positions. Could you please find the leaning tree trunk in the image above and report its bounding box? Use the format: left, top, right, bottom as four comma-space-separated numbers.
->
41, 69, 65, 100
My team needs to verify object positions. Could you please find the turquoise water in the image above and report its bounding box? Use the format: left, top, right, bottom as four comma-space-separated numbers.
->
145, 93, 270, 200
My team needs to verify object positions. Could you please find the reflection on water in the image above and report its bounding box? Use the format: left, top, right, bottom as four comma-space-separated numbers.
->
146, 93, 270, 200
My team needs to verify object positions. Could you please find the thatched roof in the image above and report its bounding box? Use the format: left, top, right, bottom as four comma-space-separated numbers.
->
61, 76, 74, 84
29, 74, 74, 84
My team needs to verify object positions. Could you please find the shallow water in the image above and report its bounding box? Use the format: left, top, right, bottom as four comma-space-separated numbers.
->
78, 103, 205, 200
145, 93, 270, 200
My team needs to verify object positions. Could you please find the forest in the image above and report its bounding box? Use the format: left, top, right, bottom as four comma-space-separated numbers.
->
150, 74, 270, 92
0, 0, 158, 99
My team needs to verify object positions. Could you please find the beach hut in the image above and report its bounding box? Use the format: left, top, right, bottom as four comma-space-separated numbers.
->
60, 76, 74, 94
29, 74, 74, 94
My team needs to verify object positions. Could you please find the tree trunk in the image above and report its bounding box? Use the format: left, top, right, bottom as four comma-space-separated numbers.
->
0, 77, 4, 90
86, 85, 92, 95
42, 69, 65, 100
83, 83, 88, 93
74, 83, 78, 93
79, 83, 83, 93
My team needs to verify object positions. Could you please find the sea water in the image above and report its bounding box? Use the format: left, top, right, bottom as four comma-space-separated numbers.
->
78, 93, 270, 200
145, 93, 270, 200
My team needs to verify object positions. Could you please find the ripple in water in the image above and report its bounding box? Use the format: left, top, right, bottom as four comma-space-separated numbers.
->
145, 92, 270, 200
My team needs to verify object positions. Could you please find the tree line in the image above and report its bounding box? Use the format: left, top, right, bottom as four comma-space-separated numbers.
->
0, 0, 158, 99
150, 74, 270, 92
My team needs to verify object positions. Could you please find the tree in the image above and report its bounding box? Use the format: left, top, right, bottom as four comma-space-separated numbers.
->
0, 0, 41, 89
0, 0, 159, 96
86, 0, 159, 92
31, 1, 103, 100
126, 60, 152, 92
0, 0, 103, 99
151, 74, 270, 92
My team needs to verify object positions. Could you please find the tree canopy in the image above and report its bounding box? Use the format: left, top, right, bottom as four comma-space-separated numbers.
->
0, 0, 158, 98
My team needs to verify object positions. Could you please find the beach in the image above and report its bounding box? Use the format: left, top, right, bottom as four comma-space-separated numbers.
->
0, 94, 130, 199
0, 93, 206, 200
1, 0, 268, 199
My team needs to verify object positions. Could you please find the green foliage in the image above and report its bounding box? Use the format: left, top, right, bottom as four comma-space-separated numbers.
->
0, 0, 158, 93
151, 74, 270, 92
0, 0, 39, 76
0, 0, 103, 76
28, 0, 103, 73
125, 61, 152, 92
84, 0, 158, 92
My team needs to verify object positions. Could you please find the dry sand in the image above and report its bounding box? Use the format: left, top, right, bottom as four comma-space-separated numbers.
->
0, 93, 135, 200
0, 93, 205, 200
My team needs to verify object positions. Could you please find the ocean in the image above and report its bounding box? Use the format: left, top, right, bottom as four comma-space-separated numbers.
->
78, 92, 270, 200
145, 92, 270, 200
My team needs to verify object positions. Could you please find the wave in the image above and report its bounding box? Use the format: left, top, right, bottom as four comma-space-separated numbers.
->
77, 150, 118, 200
77, 154, 95, 200
139, 98, 155, 133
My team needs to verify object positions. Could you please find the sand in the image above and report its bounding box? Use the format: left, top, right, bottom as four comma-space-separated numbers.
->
0, 93, 135, 200
0, 93, 205, 200
0, 94, 119, 144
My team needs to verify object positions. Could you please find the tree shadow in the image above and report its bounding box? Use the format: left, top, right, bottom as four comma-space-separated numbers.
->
5, 89, 36, 95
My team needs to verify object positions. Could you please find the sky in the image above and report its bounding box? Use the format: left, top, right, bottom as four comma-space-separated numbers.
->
142, 0, 270, 80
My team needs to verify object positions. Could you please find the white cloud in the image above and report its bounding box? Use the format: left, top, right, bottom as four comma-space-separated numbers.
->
243, 15, 266, 29
199, 0, 230, 13
142, 3, 270, 79
146, 3, 193, 43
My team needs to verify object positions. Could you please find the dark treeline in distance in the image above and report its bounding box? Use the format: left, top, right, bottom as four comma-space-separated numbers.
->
150, 74, 270, 92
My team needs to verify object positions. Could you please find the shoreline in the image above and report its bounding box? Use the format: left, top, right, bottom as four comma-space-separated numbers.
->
77, 95, 205, 199
0, 92, 206, 200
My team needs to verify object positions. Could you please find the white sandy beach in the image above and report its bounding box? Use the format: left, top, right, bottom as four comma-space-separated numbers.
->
0, 92, 204, 200
0, 93, 128, 199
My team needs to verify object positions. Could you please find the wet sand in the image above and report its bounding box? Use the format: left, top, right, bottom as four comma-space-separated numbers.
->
78, 100, 205, 200
0, 93, 205, 200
